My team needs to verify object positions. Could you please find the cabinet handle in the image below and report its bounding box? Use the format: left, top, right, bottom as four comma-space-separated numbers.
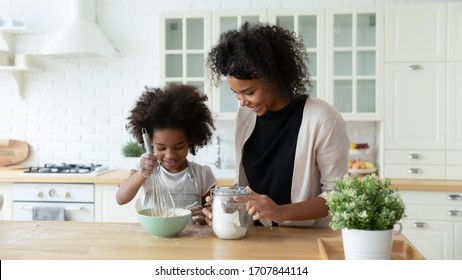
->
408, 168, 422, 174
408, 153, 423, 160
19, 205, 84, 211
413, 222, 427, 228
448, 194, 461, 201
448, 210, 461, 217
408, 64, 423, 70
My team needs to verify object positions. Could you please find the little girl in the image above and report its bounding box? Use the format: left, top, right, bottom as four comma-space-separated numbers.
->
116, 84, 216, 224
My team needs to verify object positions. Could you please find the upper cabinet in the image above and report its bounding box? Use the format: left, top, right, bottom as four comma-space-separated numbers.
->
448, 2, 462, 61
384, 62, 446, 150
211, 10, 267, 120
160, 11, 211, 103
385, 3, 446, 62
268, 8, 325, 101
325, 6, 383, 121
159, 3, 457, 123
383, 3, 462, 180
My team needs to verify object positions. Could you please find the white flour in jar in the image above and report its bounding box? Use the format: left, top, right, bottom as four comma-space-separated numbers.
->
212, 210, 247, 239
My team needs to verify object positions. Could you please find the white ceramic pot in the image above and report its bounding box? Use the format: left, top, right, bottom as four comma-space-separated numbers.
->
342, 223, 402, 260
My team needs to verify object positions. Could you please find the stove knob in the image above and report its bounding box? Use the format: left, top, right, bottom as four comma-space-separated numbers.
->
49, 189, 57, 197
63, 192, 70, 199
36, 191, 43, 198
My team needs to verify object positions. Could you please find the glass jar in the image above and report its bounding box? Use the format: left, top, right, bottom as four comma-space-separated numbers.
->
211, 186, 251, 239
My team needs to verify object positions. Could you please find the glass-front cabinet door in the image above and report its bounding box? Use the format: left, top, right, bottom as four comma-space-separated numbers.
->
160, 12, 211, 103
268, 9, 325, 101
211, 10, 267, 120
326, 7, 383, 121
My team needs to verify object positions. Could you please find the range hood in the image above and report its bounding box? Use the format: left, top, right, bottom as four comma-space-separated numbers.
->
40, 0, 118, 58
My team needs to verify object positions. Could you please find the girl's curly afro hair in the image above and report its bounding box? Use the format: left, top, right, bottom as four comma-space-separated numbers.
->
206, 22, 311, 104
126, 83, 215, 156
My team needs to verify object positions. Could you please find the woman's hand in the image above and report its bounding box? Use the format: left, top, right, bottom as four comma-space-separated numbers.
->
137, 152, 158, 178
234, 186, 285, 224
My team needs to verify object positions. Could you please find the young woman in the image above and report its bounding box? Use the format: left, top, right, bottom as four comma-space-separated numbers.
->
116, 84, 216, 225
204, 22, 350, 228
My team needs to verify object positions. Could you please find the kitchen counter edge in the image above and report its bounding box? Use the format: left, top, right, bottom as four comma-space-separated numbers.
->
1, 168, 461, 191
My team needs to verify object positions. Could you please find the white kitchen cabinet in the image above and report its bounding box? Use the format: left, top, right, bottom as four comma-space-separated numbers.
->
447, 63, 462, 179
0, 27, 40, 98
384, 150, 446, 180
0, 183, 12, 220
160, 11, 211, 105
384, 63, 446, 179
211, 10, 267, 120
325, 6, 383, 121
268, 8, 325, 101
456, 222, 462, 259
447, 3, 462, 61
400, 191, 462, 260
400, 219, 454, 260
160, 6, 384, 121
385, 3, 446, 62
384, 63, 446, 150
94, 184, 138, 223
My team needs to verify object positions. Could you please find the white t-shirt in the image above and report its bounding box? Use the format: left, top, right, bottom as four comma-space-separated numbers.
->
138, 161, 216, 209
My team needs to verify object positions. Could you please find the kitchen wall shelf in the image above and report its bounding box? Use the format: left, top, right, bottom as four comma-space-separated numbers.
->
0, 26, 40, 99
0, 66, 40, 99
349, 148, 372, 155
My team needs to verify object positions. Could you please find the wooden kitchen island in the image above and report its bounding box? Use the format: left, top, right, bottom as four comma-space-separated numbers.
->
0, 220, 423, 260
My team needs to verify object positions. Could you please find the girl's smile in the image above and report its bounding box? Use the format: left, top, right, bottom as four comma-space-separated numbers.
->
152, 128, 189, 173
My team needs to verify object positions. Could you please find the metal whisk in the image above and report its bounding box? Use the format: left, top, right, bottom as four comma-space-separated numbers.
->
142, 128, 176, 217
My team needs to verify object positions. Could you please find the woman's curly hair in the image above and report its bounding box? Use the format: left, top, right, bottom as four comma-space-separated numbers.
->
126, 84, 215, 156
206, 22, 311, 104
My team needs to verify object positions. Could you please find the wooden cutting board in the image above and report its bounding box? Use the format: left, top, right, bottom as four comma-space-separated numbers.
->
0, 139, 30, 167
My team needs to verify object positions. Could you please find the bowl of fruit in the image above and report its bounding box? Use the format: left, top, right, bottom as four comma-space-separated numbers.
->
348, 159, 377, 176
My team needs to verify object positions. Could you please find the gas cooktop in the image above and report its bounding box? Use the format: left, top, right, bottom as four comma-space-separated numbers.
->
22, 163, 110, 176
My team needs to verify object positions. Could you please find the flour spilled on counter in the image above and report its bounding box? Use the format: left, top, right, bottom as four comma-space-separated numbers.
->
143, 224, 214, 241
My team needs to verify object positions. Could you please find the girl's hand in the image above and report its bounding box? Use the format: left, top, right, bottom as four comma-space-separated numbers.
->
201, 196, 213, 226
138, 152, 158, 178
185, 201, 206, 225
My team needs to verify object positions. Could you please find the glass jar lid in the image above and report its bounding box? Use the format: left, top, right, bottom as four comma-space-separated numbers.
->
212, 186, 249, 196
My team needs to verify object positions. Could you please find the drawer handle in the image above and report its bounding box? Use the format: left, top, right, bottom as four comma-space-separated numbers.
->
19, 205, 85, 211
408, 64, 423, 70
408, 153, 423, 160
413, 222, 427, 228
448, 194, 461, 201
448, 210, 461, 217
408, 168, 422, 174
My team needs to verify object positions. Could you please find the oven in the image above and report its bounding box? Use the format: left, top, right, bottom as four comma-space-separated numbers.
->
11, 163, 109, 221
12, 183, 95, 221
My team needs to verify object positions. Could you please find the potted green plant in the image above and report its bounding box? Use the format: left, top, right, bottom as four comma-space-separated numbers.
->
121, 140, 144, 169
323, 174, 406, 260
122, 140, 144, 157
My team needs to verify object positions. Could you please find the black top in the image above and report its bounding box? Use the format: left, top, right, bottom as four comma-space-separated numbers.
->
243, 97, 306, 207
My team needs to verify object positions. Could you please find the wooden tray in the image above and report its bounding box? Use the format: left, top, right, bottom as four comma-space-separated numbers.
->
0, 139, 29, 167
317, 236, 425, 260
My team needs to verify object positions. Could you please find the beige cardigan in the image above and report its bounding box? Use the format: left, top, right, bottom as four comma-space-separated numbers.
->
235, 97, 350, 227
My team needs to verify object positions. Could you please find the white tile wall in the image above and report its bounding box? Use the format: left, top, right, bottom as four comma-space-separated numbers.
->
0, 0, 445, 169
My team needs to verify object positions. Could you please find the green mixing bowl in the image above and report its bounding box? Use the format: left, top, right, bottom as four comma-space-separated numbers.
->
138, 208, 191, 237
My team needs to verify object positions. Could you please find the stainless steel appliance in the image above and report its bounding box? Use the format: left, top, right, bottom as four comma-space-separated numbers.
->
12, 183, 95, 221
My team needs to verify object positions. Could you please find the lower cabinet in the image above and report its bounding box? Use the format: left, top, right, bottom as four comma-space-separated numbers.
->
0, 183, 139, 222
400, 191, 462, 260
400, 219, 454, 259
94, 184, 139, 223
0, 183, 12, 220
